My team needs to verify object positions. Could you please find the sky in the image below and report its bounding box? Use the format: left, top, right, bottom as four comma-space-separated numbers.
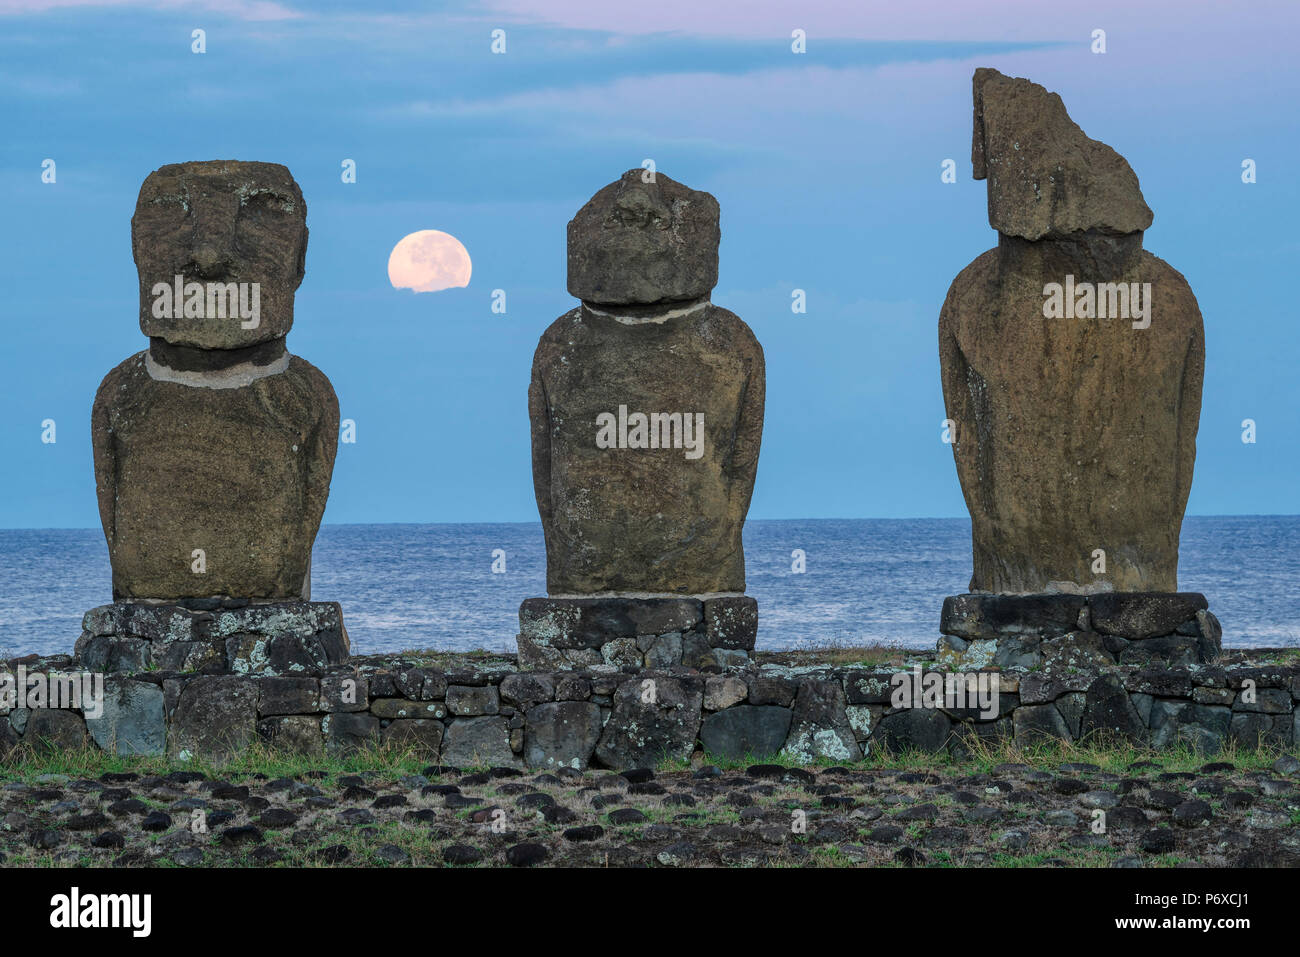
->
1, 0, 1297, 528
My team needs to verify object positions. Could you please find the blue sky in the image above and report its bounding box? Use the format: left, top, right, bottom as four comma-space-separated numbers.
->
1, 0, 1296, 527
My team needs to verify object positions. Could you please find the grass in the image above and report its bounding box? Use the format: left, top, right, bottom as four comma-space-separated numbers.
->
0, 739, 452, 783
870, 732, 1293, 776
3, 724, 1293, 784
987, 847, 1121, 868
663, 732, 1295, 778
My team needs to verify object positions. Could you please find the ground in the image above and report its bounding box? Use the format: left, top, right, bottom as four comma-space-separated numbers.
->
1, 739, 1296, 868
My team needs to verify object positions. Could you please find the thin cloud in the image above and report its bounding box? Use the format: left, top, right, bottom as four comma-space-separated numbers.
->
479, 0, 1296, 46
0, 0, 303, 20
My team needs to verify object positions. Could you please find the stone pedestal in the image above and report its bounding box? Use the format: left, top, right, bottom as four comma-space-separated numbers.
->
74, 600, 350, 676
936, 592, 1221, 669
515, 596, 757, 671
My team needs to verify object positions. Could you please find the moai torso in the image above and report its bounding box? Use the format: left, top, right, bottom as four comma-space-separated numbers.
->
530, 171, 765, 595
94, 350, 337, 600
93, 161, 338, 601
939, 70, 1204, 594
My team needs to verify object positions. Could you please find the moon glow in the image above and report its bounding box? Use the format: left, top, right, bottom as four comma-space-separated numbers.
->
388, 230, 472, 293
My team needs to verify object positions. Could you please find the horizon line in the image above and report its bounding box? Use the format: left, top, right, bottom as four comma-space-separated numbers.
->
4, 513, 1298, 533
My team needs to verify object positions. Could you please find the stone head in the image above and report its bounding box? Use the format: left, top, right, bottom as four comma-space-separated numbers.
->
567, 169, 719, 306
132, 160, 308, 349
971, 68, 1152, 242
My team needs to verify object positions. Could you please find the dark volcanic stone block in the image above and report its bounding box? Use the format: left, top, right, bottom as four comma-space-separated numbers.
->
1195, 610, 1223, 661
442, 716, 522, 769
1148, 700, 1229, 753
1087, 592, 1208, 640
524, 702, 603, 770
940, 593, 1086, 640
23, 709, 90, 752
380, 719, 444, 756
500, 673, 555, 710
876, 709, 952, 754
1229, 712, 1294, 749
168, 675, 258, 761
628, 599, 703, 635
1013, 703, 1072, 744
749, 673, 799, 707
256, 677, 320, 717
1079, 675, 1148, 745
700, 706, 792, 761
595, 677, 702, 769
151, 639, 224, 672
76, 636, 151, 673
842, 673, 895, 706
703, 596, 758, 650
783, 679, 861, 762
318, 671, 367, 713
323, 712, 379, 757
257, 715, 323, 754
1116, 635, 1200, 666
519, 598, 631, 650
85, 678, 166, 756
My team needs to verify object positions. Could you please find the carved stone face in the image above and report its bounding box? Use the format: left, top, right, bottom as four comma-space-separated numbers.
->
567, 170, 719, 306
132, 160, 307, 349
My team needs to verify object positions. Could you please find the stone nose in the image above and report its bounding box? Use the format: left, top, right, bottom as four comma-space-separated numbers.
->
191, 242, 228, 279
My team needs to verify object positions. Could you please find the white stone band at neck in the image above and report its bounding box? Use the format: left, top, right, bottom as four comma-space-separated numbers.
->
582, 300, 710, 325
145, 351, 289, 389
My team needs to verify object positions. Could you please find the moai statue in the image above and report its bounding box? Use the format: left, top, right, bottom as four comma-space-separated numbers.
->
519, 170, 766, 671
82, 161, 347, 678
937, 70, 1220, 668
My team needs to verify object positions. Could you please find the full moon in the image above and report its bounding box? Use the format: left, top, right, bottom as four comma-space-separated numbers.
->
387, 230, 472, 293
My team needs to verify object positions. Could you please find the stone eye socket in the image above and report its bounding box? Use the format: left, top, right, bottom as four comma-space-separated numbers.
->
138, 195, 190, 237
240, 191, 292, 217
145, 195, 189, 219
603, 208, 669, 229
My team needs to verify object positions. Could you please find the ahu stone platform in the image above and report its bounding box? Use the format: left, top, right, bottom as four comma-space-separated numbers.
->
4, 643, 1296, 766
74, 601, 350, 675
515, 596, 757, 671
938, 592, 1221, 669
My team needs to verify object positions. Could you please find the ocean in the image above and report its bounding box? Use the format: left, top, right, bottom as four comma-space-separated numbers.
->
2, 516, 1297, 658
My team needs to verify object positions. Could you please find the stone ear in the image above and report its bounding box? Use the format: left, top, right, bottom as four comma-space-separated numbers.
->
130, 212, 141, 267
971, 69, 990, 181
295, 223, 309, 289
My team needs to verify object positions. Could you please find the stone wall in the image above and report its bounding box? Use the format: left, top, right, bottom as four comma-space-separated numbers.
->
5, 647, 1296, 767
